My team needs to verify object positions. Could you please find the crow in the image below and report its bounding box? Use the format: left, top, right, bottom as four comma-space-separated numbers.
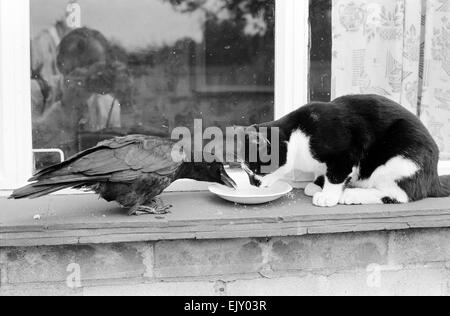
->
10, 135, 237, 216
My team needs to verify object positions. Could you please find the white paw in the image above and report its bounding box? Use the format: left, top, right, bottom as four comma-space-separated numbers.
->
313, 191, 341, 207
259, 175, 279, 188
304, 183, 322, 197
339, 188, 384, 205
339, 189, 363, 205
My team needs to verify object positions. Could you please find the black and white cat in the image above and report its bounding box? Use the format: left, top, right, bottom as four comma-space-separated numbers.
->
250, 94, 450, 207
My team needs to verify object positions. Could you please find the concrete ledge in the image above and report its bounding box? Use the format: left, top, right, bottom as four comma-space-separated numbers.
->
1, 228, 449, 296
2, 191, 449, 295
1, 191, 450, 247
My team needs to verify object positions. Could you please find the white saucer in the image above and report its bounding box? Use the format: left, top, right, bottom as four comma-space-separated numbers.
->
209, 182, 293, 205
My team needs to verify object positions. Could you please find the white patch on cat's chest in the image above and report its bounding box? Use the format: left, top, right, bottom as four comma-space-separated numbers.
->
286, 130, 327, 175
258, 130, 326, 188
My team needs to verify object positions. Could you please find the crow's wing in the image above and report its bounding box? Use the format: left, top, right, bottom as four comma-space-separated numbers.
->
30, 135, 184, 183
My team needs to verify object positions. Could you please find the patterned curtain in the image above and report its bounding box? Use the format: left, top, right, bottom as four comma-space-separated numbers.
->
420, 0, 450, 157
332, 0, 450, 156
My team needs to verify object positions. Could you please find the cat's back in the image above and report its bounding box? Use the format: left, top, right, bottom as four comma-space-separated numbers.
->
289, 94, 416, 126
331, 94, 421, 126
279, 94, 434, 148
329, 94, 440, 165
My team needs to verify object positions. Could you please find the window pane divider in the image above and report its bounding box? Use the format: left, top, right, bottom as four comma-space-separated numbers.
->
275, 0, 310, 119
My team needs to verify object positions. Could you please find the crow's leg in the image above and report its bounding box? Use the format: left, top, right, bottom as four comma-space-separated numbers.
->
128, 198, 172, 216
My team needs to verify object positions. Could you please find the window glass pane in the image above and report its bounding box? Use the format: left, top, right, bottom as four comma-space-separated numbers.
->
310, 0, 332, 102
30, 0, 275, 170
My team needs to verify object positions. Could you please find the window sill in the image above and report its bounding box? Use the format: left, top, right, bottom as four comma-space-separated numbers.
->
1, 190, 450, 247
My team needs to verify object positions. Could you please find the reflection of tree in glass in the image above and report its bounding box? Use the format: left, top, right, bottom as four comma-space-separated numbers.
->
164, 0, 275, 88
117, 0, 275, 132
163, 0, 275, 35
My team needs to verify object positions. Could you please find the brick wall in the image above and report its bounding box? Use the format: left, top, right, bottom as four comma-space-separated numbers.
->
1, 228, 449, 296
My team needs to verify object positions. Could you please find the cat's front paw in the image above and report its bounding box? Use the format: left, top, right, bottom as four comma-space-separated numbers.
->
339, 188, 384, 205
313, 191, 341, 207
339, 189, 364, 205
305, 183, 322, 197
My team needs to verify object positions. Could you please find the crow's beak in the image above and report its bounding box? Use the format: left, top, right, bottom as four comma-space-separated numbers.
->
221, 170, 237, 189
241, 162, 262, 187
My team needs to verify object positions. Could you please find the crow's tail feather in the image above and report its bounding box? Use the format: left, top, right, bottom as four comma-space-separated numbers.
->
10, 174, 110, 199
9, 183, 78, 199
10, 139, 115, 199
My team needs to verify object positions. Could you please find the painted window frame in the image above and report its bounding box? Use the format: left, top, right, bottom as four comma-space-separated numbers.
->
0, 0, 34, 191
2, 0, 446, 193
0, 0, 309, 192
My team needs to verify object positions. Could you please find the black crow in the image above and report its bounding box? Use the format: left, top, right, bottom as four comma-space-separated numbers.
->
10, 135, 236, 216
